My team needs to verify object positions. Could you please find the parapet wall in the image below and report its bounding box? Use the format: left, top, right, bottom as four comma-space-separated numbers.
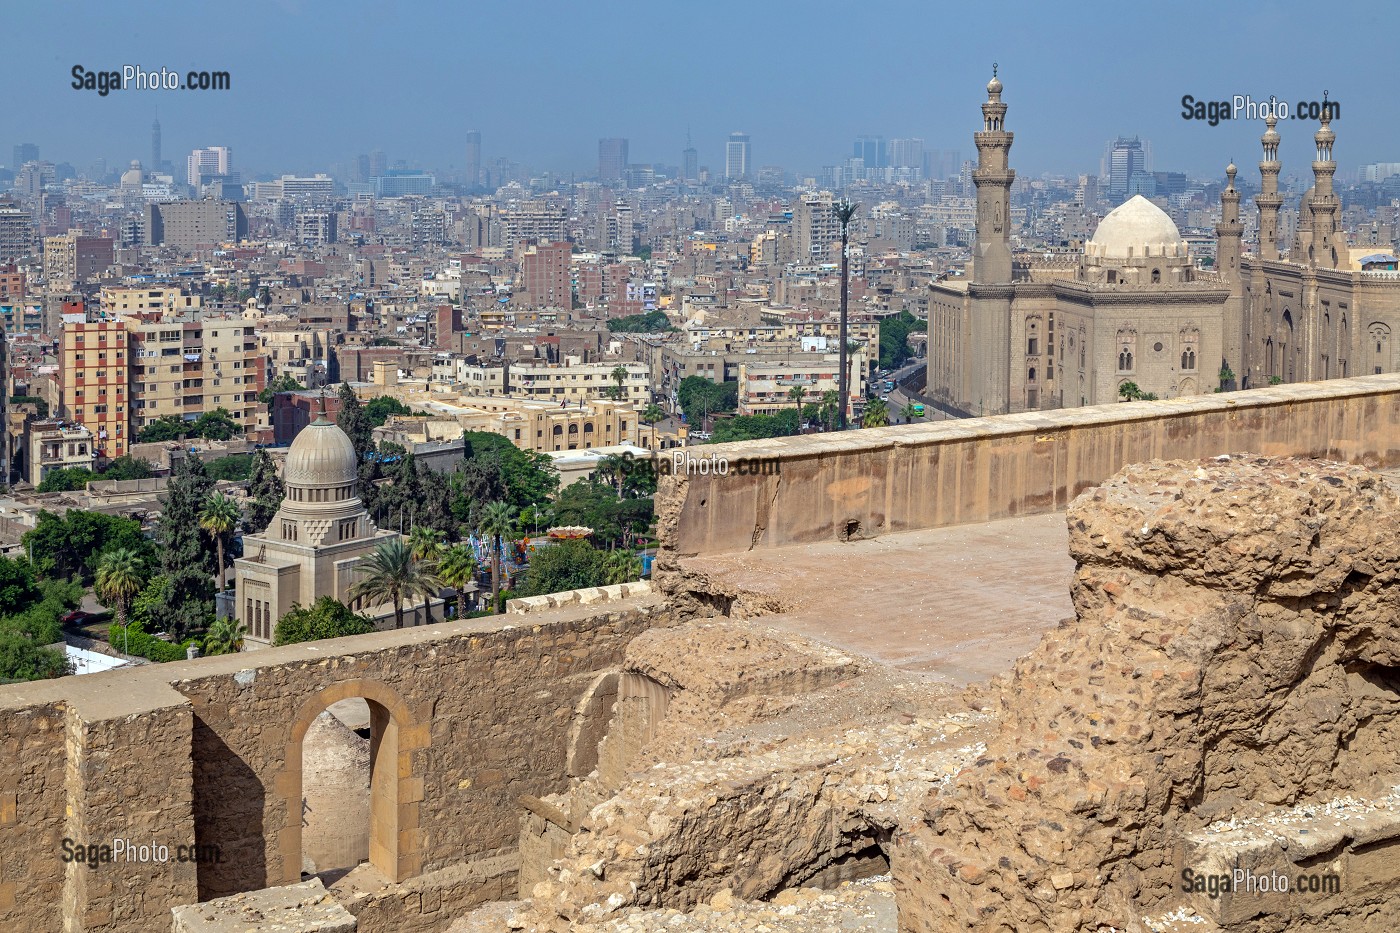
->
657, 374, 1400, 565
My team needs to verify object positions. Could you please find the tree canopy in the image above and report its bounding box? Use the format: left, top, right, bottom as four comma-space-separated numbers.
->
607, 310, 674, 333
22, 509, 155, 585
272, 596, 374, 646
676, 376, 737, 427
709, 409, 801, 443
137, 408, 242, 443
150, 456, 216, 638
517, 539, 606, 597
877, 310, 920, 370
36, 467, 97, 493
365, 396, 413, 427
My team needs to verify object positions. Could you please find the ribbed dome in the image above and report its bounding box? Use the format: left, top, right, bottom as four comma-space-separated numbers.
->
283, 417, 358, 487
1088, 195, 1184, 259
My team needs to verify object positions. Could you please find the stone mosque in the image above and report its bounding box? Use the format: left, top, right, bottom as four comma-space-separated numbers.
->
233, 405, 410, 648
929, 73, 1400, 415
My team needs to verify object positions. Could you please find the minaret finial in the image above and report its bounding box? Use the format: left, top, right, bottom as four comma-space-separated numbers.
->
992, 62, 998, 77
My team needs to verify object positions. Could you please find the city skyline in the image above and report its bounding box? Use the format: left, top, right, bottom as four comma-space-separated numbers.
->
5, 0, 1396, 181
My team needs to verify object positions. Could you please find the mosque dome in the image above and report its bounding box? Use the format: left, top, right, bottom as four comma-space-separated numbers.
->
283, 414, 358, 489
120, 161, 144, 187
1087, 195, 1185, 260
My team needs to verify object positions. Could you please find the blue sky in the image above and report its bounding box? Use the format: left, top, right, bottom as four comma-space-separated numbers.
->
4, 0, 1392, 182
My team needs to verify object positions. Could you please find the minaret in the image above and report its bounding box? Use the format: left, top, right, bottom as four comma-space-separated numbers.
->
972, 66, 1014, 284
1308, 96, 1340, 269
1256, 113, 1281, 261
151, 111, 162, 174
1217, 162, 1245, 388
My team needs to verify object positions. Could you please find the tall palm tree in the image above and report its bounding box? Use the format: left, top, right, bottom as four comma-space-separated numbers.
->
787, 384, 807, 426
351, 538, 442, 629
95, 547, 145, 633
437, 544, 478, 618
478, 500, 518, 614
835, 199, 859, 430
819, 390, 840, 432
203, 617, 245, 655
603, 550, 644, 586
641, 403, 664, 452
862, 397, 890, 428
198, 492, 240, 593
407, 525, 443, 562
608, 365, 629, 401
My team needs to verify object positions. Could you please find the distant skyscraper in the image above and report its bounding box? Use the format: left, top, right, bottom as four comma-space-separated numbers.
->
465, 130, 482, 187
853, 136, 887, 169
369, 149, 387, 179
151, 116, 161, 174
890, 137, 923, 170
1107, 137, 1144, 200
598, 138, 628, 183
356, 154, 371, 183
186, 146, 232, 187
12, 143, 38, 169
683, 131, 698, 182
725, 132, 751, 180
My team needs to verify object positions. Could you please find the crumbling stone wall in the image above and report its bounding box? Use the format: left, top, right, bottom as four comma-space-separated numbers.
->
894, 455, 1400, 932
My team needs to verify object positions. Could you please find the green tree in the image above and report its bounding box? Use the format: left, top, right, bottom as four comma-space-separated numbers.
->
137, 415, 189, 443
549, 482, 654, 550
710, 410, 801, 443
272, 596, 375, 646
877, 310, 920, 370
1118, 381, 1159, 402
477, 500, 518, 614
205, 453, 254, 482
641, 403, 665, 452
202, 617, 245, 655
37, 467, 97, 493
100, 455, 155, 481
152, 456, 216, 638
818, 390, 840, 432
130, 575, 171, 631
602, 550, 644, 585
245, 449, 284, 533
0, 557, 40, 616
22, 509, 154, 584
9, 395, 49, 418
518, 538, 606, 596
258, 372, 306, 404
436, 544, 477, 618
94, 548, 145, 630
351, 538, 442, 630
407, 524, 443, 562
606, 365, 629, 401
0, 577, 80, 680
862, 398, 890, 428
190, 408, 240, 441
365, 396, 413, 427
676, 376, 738, 427
901, 402, 921, 424
607, 310, 674, 333
198, 491, 240, 593
337, 384, 373, 463
787, 384, 808, 425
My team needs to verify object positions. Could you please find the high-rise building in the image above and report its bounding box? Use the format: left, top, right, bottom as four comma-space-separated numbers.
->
151, 116, 162, 174
519, 241, 572, 309
725, 132, 751, 180
43, 234, 114, 290
683, 143, 698, 182
369, 150, 387, 179
853, 136, 887, 170
598, 138, 628, 184
0, 200, 35, 263
793, 192, 840, 262
502, 200, 568, 245
890, 137, 924, 171
11, 144, 38, 169
186, 146, 232, 187
1107, 137, 1143, 201
465, 130, 482, 187
59, 319, 130, 459
144, 200, 248, 250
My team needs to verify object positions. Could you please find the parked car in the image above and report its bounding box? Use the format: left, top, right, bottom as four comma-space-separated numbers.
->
60, 610, 98, 627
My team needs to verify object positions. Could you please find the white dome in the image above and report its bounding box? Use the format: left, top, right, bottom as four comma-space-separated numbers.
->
283, 417, 358, 487
1088, 195, 1185, 260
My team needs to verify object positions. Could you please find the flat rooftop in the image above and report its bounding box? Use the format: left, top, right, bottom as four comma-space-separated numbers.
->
680, 510, 1074, 685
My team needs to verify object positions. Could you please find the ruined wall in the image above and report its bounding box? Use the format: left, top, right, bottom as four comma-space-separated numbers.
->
0, 597, 672, 933
893, 456, 1400, 932
657, 374, 1400, 575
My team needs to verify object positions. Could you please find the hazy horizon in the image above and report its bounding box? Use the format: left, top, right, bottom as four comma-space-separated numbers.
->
6, 0, 1393, 183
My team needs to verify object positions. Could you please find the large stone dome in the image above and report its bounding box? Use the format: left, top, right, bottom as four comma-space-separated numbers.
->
1087, 195, 1186, 260
283, 416, 358, 488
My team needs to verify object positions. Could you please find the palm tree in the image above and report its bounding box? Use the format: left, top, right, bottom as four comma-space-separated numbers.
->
407, 525, 443, 562
351, 538, 442, 629
835, 199, 859, 430
603, 550, 644, 586
203, 617, 245, 655
641, 403, 665, 452
198, 492, 240, 593
819, 390, 840, 432
608, 365, 629, 401
787, 384, 807, 426
95, 548, 145, 636
862, 398, 890, 428
901, 402, 921, 424
478, 500, 518, 614
437, 544, 478, 618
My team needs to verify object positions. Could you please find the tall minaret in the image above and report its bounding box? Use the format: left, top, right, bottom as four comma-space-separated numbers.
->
1217, 162, 1245, 388
1256, 113, 1281, 261
151, 111, 162, 174
972, 65, 1014, 284
1307, 96, 1340, 269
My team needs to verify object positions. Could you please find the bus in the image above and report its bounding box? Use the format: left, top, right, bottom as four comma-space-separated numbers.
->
912, 403, 925, 417
883, 379, 896, 392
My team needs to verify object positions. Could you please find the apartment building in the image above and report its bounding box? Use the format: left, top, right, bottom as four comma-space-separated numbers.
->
144, 199, 248, 251
24, 419, 96, 486
101, 285, 203, 315
736, 352, 867, 417
0, 201, 34, 263
518, 241, 572, 309
43, 233, 114, 290
127, 313, 260, 434
59, 320, 131, 459
503, 360, 649, 404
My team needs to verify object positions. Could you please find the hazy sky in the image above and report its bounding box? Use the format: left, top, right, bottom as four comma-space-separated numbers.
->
5, 0, 1393, 182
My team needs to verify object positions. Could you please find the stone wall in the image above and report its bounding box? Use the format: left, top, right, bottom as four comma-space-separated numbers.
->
893, 456, 1400, 932
0, 596, 673, 933
656, 374, 1400, 577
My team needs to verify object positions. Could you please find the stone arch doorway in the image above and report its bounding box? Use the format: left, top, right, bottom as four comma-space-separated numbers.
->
275, 679, 428, 885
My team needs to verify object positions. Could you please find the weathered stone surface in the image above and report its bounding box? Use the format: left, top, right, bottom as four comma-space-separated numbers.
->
171, 878, 356, 932
893, 455, 1400, 933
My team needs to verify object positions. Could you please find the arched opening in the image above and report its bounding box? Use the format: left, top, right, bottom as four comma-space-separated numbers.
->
1151, 268, 1161, 284
277, 679, 426, 886
300, 698, 371, 883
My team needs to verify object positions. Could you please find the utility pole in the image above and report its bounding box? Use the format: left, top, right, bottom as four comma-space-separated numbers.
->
835, 199, 859, 430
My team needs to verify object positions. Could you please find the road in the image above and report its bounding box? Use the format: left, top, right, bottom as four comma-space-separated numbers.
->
881, 360, 951, 424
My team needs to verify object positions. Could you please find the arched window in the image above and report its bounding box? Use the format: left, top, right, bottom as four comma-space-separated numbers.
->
1118, 350, 1133, 372
1028, 366, 1037, 383
1151, 268, 1161, 284
552, 425, 563, 436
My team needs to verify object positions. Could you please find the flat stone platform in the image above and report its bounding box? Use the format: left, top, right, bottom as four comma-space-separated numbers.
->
679, 511, 1075, 684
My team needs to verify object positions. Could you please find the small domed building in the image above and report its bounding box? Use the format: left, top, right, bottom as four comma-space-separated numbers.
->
234, 407, 407, 648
